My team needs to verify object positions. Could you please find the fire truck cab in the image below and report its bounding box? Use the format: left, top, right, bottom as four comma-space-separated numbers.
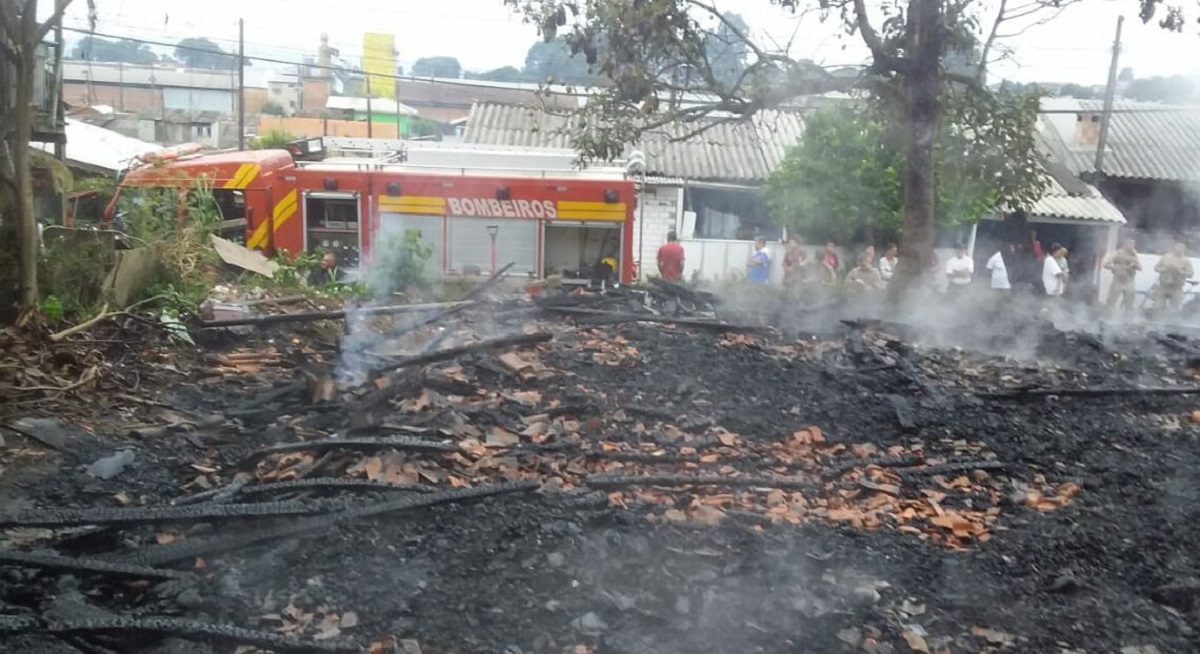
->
110, 139, 637, 284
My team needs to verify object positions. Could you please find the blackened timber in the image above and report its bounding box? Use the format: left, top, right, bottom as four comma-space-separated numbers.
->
44, 617, 355, 652
200, 301, 474, 328
239, 435, 456, 470
544, 307, 767, 333
978, 386, 1200, 400
368, 332, 553, 375
113, 482, 538, 567
586, 474, 813, 491
0, 550, 190, 580
894, 460, 1009, 476
237, 478, 434, 498
0, 498, 353, 528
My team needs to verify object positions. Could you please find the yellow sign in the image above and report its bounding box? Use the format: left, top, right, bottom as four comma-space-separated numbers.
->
362, 33, 396, 99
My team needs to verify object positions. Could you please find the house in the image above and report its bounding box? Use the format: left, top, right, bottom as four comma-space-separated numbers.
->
463, 101, 804, 282
1038, 97, 1200, 297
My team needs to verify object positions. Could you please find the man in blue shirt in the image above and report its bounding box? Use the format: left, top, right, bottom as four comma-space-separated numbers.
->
747, 238, 771, 285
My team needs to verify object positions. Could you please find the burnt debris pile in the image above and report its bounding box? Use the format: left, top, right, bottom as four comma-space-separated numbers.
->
1, 286, 1200, 653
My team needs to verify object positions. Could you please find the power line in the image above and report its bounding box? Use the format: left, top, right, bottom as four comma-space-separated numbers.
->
61, 26, 583, 95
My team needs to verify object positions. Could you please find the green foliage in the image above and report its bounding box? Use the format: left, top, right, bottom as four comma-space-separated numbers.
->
406, 118, 443, 140
174, 37, 233, 70
366, 230, 432, 297
767, 94, 1045, 245
522, 37, 598, 85
40, 295, 64, 322
412, 56, 463, 79
39, 231, 116, 315
465, 66, 524, 83
71, 36, 158, 65
117, 179, 223, 314
258, 250, 319, 289
260, 102, 286, 117
250, 129, 295, 149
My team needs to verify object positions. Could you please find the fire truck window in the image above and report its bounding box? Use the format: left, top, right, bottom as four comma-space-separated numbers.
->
447, 217, 536, 277
210, 190, 247, 243
544, 223, 621, 280
379, 213, 443, 279
305, 195, 361, 267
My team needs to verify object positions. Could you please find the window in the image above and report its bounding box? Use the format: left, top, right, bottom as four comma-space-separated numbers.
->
686, 187, 781, 241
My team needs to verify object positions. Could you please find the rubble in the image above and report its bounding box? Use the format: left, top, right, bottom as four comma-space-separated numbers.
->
0, 285, 1199, 652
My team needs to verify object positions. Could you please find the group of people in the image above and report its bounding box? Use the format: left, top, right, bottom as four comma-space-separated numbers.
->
655, 230, 1198, 315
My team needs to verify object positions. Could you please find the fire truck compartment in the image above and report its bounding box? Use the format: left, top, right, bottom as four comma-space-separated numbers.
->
304, 191, 361, 268
543, 221, 623, 280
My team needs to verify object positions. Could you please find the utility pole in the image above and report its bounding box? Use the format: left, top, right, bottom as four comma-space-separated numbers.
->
237, 18, 245, 150
366, 75, 374, 138
1094, 15, 1123, 176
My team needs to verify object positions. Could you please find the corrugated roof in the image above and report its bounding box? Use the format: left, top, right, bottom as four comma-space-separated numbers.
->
463, 102, 803, 184
1039, 98, 1200, 182
1028, 174, 1125, 224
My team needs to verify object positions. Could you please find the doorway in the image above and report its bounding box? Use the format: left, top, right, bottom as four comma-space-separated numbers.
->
543, 221, 622, 282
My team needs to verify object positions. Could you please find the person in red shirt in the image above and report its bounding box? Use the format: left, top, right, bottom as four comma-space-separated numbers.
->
657, 230, 685, 282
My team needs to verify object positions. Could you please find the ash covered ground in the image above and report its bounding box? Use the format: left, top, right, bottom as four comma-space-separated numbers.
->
1, 288, 1199, 654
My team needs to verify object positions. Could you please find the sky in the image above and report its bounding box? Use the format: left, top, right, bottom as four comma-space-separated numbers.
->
51, 0, 1200, 87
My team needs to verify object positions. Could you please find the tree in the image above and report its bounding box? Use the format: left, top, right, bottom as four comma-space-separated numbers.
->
522, 37, 596, 85
71, 35, 158, 64
501, 1, 1180, 296
1058, 83, 1098, 99
1, 0, 90, 319
466, 65, 525, 83
260, 101, 286, 116
1123, 74, 1198, 103
767, 97, 1042, 246
411, 56, 462, 79
174, 37, 233, 70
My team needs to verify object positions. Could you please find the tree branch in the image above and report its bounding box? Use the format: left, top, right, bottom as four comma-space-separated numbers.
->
33, 0, 74, 45
977, 0, 1008, 82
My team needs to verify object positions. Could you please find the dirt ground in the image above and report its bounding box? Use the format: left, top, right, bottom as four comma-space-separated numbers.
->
1, 291, 1198, 654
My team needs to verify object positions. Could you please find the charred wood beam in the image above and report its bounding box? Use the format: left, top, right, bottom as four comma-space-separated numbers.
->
586, 474, 813, 491
978, 386, 1200, 400
893, 460, 1009, 476
0, 550, 190, 581
173, 478, 253, 505
368, 332, 553, 376
236, 478, 434, 499
40, 617, 355, 652
0, 498, 354, 529
821, 455, 926, 480
200, 301, 474, 328
545, 307, 767, 333
112, 481, 539, 567
462, 261, 516, 300
228, 380, 307, 415
239, 435, 456, 470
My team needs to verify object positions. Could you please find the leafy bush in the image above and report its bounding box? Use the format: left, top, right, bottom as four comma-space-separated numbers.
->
39, 230, 117, 315
261, 101, 286, 116
366, 230, 431, 297
250, 129, 295, 150
41, 295, 64, 322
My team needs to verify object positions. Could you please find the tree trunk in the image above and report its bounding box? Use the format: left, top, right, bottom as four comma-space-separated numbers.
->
13, 59, 38, 314
891, 0, 942, 302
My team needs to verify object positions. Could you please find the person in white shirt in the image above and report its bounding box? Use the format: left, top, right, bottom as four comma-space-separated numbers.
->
1042, 244, 1067, 297
878, 244, 898, 282
944, 245, 974, 298
986, 247, 1011, 293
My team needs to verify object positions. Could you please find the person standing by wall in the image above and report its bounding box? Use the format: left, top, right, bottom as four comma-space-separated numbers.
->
747, 238, 771, 285
944, 245, 974, 299
656, 230, 685, 282
1104, 239, 1141, 315
1154, 242, 1194, 313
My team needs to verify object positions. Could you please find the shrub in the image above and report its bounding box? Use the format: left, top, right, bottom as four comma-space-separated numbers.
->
366, 230, 431, 297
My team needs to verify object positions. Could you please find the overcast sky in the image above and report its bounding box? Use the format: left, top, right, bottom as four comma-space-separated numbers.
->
54, 0, 1200, 87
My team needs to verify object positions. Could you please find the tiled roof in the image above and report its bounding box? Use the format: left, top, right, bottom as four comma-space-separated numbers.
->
463, 101, 804, 184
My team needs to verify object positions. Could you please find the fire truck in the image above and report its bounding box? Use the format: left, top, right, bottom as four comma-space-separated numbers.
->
108, 138, 637, 283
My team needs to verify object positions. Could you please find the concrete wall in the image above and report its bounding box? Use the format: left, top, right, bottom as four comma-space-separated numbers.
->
635, 184, 682, 279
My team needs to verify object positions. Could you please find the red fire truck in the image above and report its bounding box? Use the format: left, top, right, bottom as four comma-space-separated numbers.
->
109, 140, 637, 283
